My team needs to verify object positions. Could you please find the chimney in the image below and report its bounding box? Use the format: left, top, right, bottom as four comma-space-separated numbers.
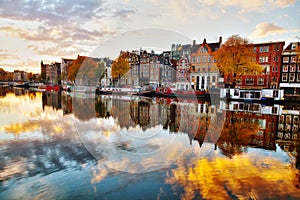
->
193, 40, 196, 46
203, 38, 206, 44
219, 36, 222, 44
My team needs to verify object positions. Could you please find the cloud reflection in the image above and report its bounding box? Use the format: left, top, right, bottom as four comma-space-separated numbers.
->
166, 153, 300, 199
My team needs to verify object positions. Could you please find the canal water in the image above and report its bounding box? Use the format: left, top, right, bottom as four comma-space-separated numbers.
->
1, 87, 300, 199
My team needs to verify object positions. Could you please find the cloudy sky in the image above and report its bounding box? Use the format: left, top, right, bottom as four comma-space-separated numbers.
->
0, 0, 299, 73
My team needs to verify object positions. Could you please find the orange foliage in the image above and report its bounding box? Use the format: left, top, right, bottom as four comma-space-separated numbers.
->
214, 35, 263, 85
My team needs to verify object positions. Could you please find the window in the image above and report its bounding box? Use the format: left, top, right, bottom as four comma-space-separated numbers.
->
246, 78, 254, 85
257, 78, 264, 85
274, 44, 279, 51
202, 66, 206, 72
297, 73, 300, 82
282, 73, 287, 81
259, 46, 269, 52
237, 78, 242, 85
289, 73, 295, 82
291, 56, 297, 63
253, 47, 256, 52
273, 56, 279, 62
181, 60, 186, 67
197, 56, 200, 63
212, 76, 216, 82
283, 65, 288, 72
202, 55, 206, 63
290, 64, 296, 72
192, 56, 195, 63
265, 46, 269, 52
283, 57, 289, 63
259, 56, 268, 63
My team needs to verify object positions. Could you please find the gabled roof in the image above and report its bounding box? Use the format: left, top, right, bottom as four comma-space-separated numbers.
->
62, 58, 74, 63
208, 42, 221, 52
191, 44, 200, 54
284, 42, 300, 51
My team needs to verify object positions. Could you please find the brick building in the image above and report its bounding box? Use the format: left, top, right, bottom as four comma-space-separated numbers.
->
279, 42, 300, 95
235, 41, 285, 89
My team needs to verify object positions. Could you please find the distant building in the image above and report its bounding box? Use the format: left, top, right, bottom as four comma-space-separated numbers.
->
190, 37, 222, 90
139, 50, 150, 86
175, 57, 190, 90
13, 70, 22, 82
229, 41, 285, 89
160, 51, 173, 86
149, 54, 161, 87
279, 42, 300, 95
61, 58, 74, 86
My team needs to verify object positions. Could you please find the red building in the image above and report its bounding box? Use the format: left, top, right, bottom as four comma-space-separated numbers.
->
174, 57, 190, 90
235, 41, 285, 89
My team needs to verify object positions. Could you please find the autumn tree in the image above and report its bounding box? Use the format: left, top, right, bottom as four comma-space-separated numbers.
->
0, 68, 6, 81
68, 56, 86, 84
214, 35, 263, 87
111, 54, 130, 86
296, 45, 300, 60
75, 57, 105, 86
68, 56, 105, 85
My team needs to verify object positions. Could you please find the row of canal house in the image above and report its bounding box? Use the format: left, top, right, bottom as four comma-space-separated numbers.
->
121, 39, 300, 95
120, 37, 222, 90
221, 41, 300, 95
41, 55, 113, 86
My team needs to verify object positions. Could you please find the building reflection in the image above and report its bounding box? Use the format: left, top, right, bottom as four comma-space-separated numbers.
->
40, 91, 300, 157
42, 91, 61, 110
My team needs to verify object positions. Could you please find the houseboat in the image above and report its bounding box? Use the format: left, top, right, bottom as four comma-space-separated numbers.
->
155, 86, 209, 99
72, 85, 96, 93
220, 88, 284, 103
38, 84, 60, 91
137, 85, 155, 97
96, 86, 140, 95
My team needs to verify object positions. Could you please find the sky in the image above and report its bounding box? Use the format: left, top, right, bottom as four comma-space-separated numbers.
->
0, 0, 299, 73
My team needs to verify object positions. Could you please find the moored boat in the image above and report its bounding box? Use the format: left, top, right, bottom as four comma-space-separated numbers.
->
155, 86, 209, 98
72, 85, 96, 93
38, 84, 60, 91
137, 85, 155, 97
220, 88, 285, 103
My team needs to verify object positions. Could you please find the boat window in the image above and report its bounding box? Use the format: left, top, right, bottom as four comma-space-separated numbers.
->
273, 90, 278, 97
254, 92, 261, 99
239, 103, 244, 110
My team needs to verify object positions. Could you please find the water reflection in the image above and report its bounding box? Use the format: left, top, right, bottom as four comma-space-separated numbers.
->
1, 88, 300, 199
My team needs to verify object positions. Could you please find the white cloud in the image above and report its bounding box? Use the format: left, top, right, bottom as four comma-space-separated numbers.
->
199, 0, 295, 13
251, 22, 288, 38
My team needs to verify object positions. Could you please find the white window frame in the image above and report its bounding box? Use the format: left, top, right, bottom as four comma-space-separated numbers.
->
289, 73, 295, 82
282, 73, 287, 82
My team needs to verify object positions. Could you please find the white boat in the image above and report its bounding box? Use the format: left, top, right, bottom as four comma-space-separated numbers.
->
72, 85, 96, 93
99, 86, 138, 95
111, 87, 138, 95
220, 88, 284, 102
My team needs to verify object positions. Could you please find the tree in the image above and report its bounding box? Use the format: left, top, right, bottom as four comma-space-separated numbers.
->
111, 54, 130, 86
296, 45, 300, 60
68, 56, 106, 86
0, 68, 6, 81
68, 56, 86, 84
214, 35, 263, 87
